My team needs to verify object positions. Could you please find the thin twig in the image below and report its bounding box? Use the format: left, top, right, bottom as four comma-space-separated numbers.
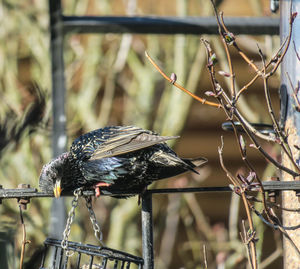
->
294, 40, 300, 61
260, 51, 298, 168
247, 195, 300, 212
258, 45, 300, 174
235, 73, 259, 101
252, 208, 300, 230
145, 51, 221, 108
219, 12, 236, 98
235, 37, 289, 101
240, 220, 255, 269
203, 244, 208, 269
210, 0, 259, 74
286, 72, 300, 111
233, 109, 299, 177
266, 2, 295, 78
201, 38, 277, 143
260, 247, 282, 269
218, 137, 257, 269
229, 121, 274, 225
19, 206, 30, 269
201, 39, 299, 177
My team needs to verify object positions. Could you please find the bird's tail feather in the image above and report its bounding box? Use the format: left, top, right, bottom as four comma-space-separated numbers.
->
182, 157, 208, 174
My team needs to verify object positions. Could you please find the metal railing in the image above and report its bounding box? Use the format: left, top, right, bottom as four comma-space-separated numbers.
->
34, 0, 285, 268
1, 180, 300, 268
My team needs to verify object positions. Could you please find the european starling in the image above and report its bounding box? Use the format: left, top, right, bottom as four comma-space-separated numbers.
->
39, 126, 207, 198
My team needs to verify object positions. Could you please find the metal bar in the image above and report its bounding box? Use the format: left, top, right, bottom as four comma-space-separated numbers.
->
76, 253, 81, 268
49, 1, 67, 157
58, 247, 64, 268
89, 255, 94, 268
62, 16, 279, 35
101, 258, 108, 268
1, 180, 300, 199
44, 238, 144, 263
52, 246, 58, 268
141, 193, 154, 269
148, 186, 231, 194
48, 0, 67, 252
62, 253, 69, 269
40, 245, 47, 267
148, 181, 300, 193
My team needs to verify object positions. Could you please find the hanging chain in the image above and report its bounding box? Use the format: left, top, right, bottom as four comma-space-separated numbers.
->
60, 188, 104, 257
61, 188, 82, 255
84, 196, 104, 246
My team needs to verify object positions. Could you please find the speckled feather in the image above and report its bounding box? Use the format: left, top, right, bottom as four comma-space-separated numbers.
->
39, 126, 207, 197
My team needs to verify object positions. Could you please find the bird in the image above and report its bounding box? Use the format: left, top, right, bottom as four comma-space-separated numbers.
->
39, 126, 207, 198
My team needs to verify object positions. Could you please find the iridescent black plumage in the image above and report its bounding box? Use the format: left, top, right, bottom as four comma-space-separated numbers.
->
39, 126, 207, 197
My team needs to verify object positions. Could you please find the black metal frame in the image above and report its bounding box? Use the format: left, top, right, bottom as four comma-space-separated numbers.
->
0, 0, 285, 268
1, 180, 300, 268
62, 16, 279, 35
1, 181, 300, 200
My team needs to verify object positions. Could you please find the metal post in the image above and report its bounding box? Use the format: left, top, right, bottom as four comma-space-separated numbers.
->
280, 0, 300, 268
141, 193, 154, 269
48, 0, 67, 240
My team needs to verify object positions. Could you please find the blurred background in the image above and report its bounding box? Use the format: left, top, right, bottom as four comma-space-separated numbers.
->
0, 0, 283, 268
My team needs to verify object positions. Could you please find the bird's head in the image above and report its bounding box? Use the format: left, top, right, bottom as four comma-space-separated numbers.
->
39, 153, 69, 198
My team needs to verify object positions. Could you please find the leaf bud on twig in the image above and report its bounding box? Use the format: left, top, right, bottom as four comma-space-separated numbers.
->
224, 32, 235, 45
291, 12, 298, 23
218, 70, 231, 77
204, 91, 216, 97
170, 73, 177, 84
208, 53, 218, 66
239, 134, 246, 155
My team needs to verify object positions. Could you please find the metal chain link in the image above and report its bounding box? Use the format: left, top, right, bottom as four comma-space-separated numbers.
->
61, 188, 82, 256
84, 196, 104, 246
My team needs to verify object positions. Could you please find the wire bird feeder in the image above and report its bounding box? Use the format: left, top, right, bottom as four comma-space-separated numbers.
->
39, 189, 144, 269
40, 238, 143, 269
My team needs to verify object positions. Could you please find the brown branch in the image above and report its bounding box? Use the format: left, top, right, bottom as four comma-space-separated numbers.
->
235, 73, 259, 101
258, 46, 300, 174
201, 38, 278, 143
19, 206, 30, 269
286, 72, 300, 111
235, 37, 288, 101
233, 110, 299, 177
218, 137, 257, 269
200, 38, 299, 177
240, 220, 255, 269
203, 244, 208, 269
210, 0, 259, 74
260, 247, 282, 269
145, 51, 221, 108
294, 40, 300, 62
204, 37, 299, 176
229, 123, 274, 225
266, 4, 295, 78
219, 12, 236, 98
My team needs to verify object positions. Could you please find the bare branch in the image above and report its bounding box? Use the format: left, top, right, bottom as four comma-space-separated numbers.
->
145, 51, 221, 108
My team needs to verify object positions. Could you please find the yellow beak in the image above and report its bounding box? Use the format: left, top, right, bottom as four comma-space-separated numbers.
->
54, 180, 62, 198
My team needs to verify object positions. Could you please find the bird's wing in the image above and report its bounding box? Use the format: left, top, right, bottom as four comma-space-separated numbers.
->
89, 128, 179, 160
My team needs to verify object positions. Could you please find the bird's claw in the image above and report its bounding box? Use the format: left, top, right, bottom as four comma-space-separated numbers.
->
94, 182, 111, 197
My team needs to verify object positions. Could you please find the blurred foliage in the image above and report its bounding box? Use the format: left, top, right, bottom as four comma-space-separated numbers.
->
0, 0, 282, 268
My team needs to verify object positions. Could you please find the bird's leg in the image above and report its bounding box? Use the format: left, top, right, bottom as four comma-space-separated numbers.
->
94, 182, 111, 197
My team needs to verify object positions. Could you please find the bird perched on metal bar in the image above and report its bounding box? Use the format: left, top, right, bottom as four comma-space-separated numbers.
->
39, 126, 207, 198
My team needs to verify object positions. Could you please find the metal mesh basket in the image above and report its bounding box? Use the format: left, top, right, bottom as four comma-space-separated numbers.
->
40, 238, 144, 269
